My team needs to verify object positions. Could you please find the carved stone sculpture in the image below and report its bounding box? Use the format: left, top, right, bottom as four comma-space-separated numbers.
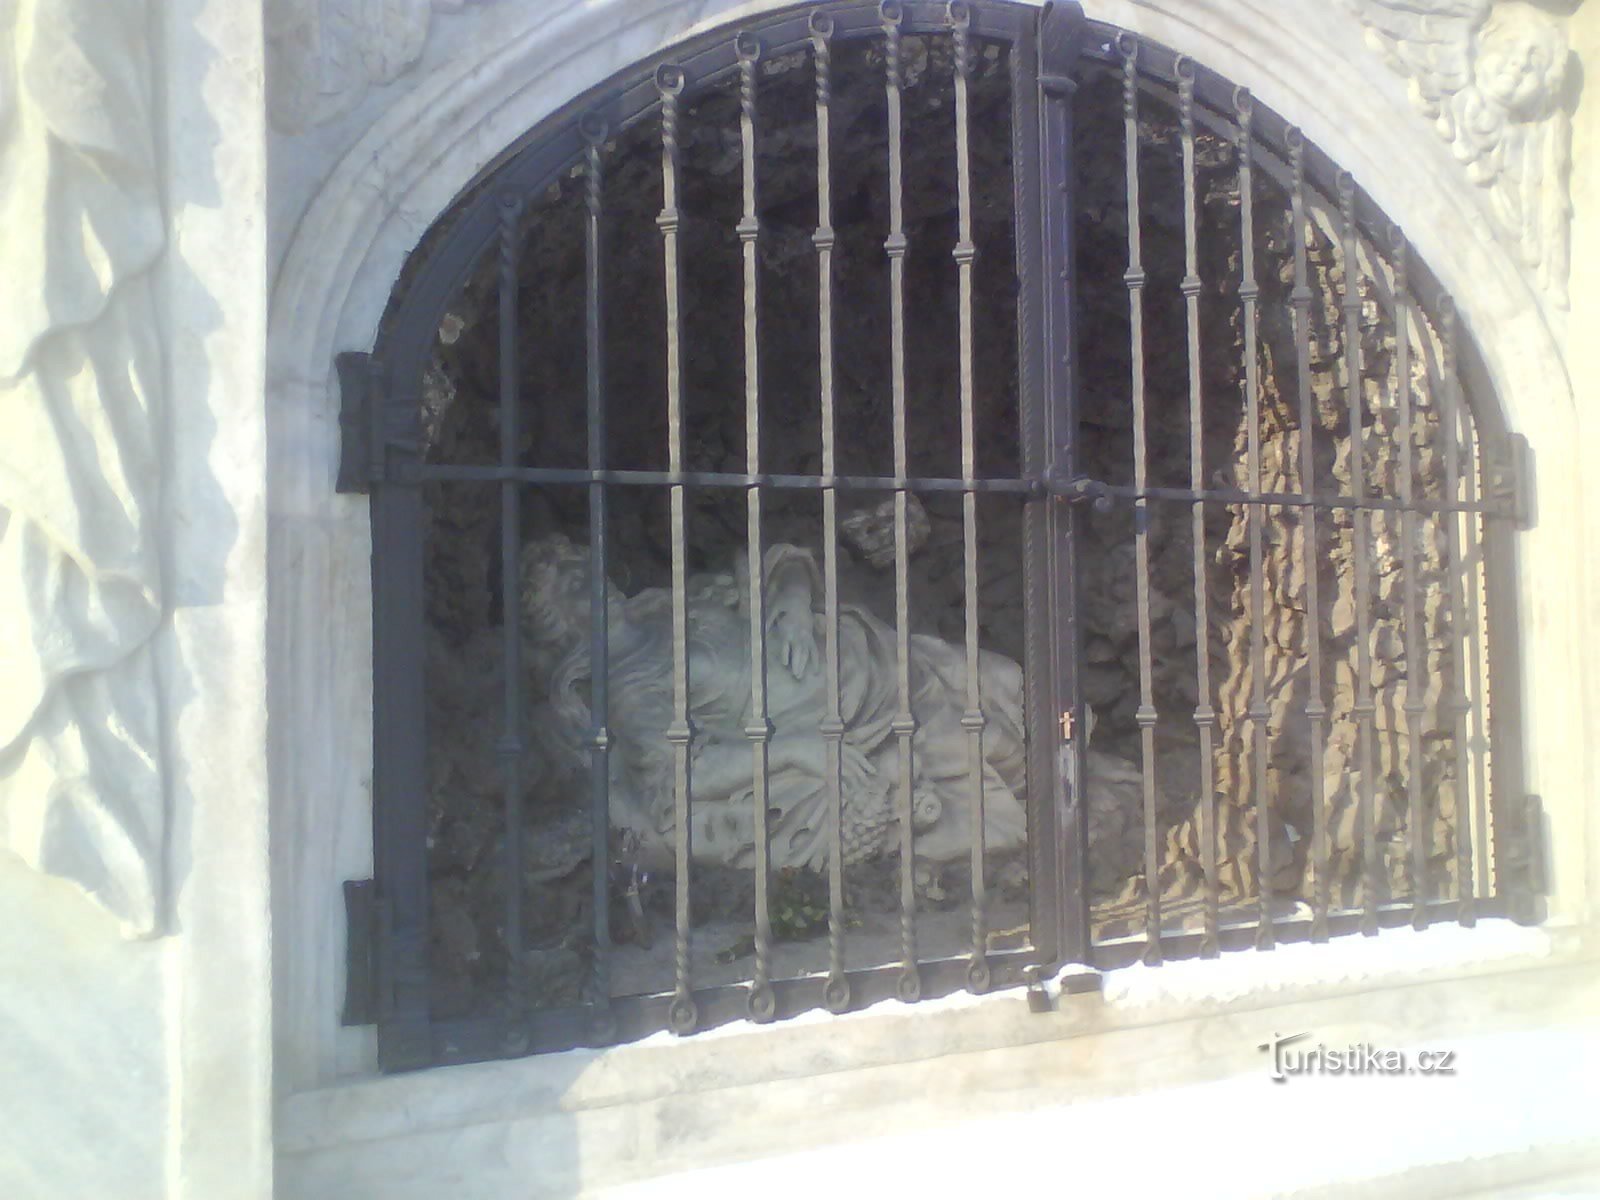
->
267, 0, 500, 133
1345, 0, 1574, 303
0, 0, 166, 934
522, 535, 1029, 873
842, 494, 930, 569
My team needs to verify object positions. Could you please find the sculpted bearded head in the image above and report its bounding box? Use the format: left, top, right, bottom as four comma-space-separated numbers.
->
520, 532, 621, 649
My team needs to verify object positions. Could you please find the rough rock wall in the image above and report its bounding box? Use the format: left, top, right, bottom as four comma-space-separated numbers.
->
1070, 71, 1479, 924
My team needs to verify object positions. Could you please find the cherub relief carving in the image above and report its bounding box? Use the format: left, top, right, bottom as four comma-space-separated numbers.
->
266, 0, 499, 133
1344, 0, 1576, 304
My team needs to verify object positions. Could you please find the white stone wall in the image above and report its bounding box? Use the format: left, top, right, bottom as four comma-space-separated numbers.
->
0, 1, 271, 1197
2, 0, 1597, 1197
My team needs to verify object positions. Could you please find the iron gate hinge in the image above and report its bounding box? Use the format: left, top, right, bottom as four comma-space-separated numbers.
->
1483, 432, 1533, 530
341, 878, 380, 1026
336, 352, 377, 494
336, 351, 419, 493
1525, 794, 1548, 897
1512, 794, 1548, 925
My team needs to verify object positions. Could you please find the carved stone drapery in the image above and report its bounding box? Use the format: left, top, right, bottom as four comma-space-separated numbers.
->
519, 537, 1030, 872
0, 0, 166, 935
1343, 0, 1579, 306
266, 0, 500, 133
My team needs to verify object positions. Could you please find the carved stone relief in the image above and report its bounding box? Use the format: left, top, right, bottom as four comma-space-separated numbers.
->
266, 0, 500, 133
1344, 0, 1578, 305
0, 0, 166, 934
521, 536, 1030, 872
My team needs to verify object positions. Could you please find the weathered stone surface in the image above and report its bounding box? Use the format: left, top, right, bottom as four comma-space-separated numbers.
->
0, 0, 167, 937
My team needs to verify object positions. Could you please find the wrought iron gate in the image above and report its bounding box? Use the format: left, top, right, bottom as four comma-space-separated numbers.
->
338, 1, 1537, 1072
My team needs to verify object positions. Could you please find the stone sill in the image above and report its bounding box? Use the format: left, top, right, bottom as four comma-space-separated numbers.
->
278, 918, 1584, 1157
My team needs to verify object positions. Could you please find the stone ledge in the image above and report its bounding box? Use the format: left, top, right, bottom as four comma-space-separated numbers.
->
277, 951, 1600, 1198
277, 919, 1587, 1160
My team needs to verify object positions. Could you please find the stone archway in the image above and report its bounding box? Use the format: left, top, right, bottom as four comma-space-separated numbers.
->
267, 0, 1587, 1088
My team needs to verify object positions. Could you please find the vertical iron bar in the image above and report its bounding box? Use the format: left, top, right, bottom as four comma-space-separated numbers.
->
949, 1, 989, 994
1391, 227, 1429, 931
1338, 173, 1381, 936
1287, 128, 1330, 942
1016, 5, 1090, 966
580, 115, 614, 1041
1236, 88, 1273, 951
657, 65, 699, 1035
811, 12, 851, 1015
370, 352, 432, 1071
1119, 34, 1162, 965
1437, 297, 1477, 927
736, 34, 778, 1023
1178, 58, 1219, 958
1462, 411, 1492, 903
497, 190, 528, 1032
1483, 460, 1529, 922
882, 1, 921, 1003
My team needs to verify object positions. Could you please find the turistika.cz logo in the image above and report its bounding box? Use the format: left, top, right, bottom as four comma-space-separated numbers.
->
1258, 1032, 1458, 1083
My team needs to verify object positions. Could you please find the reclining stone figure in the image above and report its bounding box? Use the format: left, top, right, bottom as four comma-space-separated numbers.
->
522, 534, 1028, 873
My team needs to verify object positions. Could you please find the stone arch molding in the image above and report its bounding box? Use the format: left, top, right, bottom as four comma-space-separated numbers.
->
272, 0, 1578, 422
271, 1, 1583, 313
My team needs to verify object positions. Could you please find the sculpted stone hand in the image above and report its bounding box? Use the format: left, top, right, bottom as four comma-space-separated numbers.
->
767, 596, 818, 681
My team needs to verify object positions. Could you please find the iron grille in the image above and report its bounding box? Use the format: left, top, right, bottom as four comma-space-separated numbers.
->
340, 0, 1537, 1072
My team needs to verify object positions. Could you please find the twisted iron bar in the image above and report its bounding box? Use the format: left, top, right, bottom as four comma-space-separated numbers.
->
1391, 227, 1431, 932
656, 64, 699, 1035
1437, 298, 1478, 928
1287, 126, 1331, 944
1234, 87, 1274, 951
810, 9, 851, 1016
1177, 55, 1220, 958
735, 32, 778, 1023
948, 0, 990, 994
1338, 172, 1381, 937
881, 0, 921, 1003
1120, 32, 1163, 966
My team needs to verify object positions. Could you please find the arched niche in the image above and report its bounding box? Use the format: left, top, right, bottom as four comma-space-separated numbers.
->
267, 0, 1585, 1088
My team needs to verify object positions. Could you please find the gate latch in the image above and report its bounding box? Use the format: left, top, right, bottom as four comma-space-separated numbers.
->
1483, 432, 1533, 530
1024, 965, 1054, 1013
1041, 463, 1114, 511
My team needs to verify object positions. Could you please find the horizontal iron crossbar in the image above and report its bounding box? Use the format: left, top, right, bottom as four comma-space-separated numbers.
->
407, 463, 1509, 517
1090, 895, 1515, 970
1096, 481, 1504, 517
426, 947, 1072, 1065
411, 464, 1040, 494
